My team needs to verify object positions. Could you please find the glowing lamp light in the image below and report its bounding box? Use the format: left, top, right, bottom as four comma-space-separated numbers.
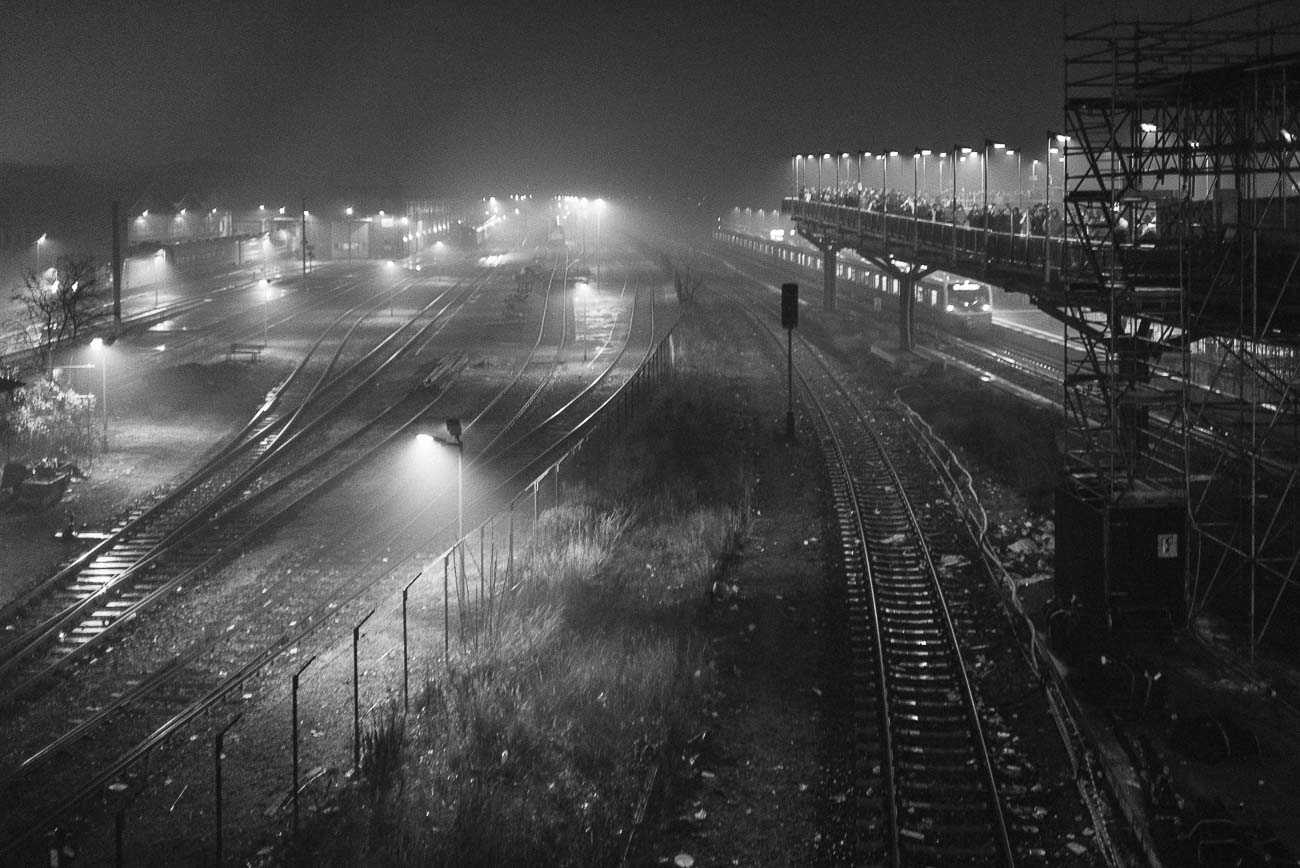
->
1140, 122, 1157, 133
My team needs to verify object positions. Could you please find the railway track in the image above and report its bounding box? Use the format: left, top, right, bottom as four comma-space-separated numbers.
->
0, 267, 492, 705
703, 269, 1017, 865
807, 366, 1015, 866
0, 247, 666, 859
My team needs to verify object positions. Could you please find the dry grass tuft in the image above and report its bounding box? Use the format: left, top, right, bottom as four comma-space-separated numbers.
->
299, 371, 752, 866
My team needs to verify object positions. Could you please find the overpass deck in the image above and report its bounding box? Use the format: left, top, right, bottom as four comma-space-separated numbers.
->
782, 196, 1300, 342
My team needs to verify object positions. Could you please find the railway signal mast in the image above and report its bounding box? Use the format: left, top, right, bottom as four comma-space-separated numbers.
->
782, 282, 798, 440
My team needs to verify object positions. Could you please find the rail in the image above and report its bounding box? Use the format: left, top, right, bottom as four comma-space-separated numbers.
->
0, 291, 679, 863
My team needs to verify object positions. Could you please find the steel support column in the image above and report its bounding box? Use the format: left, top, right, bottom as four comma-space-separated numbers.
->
820, 243, 839, 312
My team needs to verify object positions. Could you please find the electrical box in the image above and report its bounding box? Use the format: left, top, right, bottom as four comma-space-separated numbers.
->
1054, 483, 1186, 626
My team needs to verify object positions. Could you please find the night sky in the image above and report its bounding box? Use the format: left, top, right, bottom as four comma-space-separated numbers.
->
0, 0, 1248, 208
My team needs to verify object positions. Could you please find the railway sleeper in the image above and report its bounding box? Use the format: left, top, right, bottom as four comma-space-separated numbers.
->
901, 796, 999, 815
890, 663, 957, 678
894, 714, 969, 728
875, 576, 932, 589
885, 641, 952, 655
899, 816, 999, 840
897, 748, 978, 765
895, 726, 980, 743
902, 837, 1001, 860
879, 601, 942, 615
896, 764, 989, 782
888, 670, 957, 685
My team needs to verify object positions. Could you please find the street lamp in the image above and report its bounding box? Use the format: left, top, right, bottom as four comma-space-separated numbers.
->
1004, 148, 1024, 212
593, 198, 604, 293
260, 277, 272, 344
34, 233, 47, 276
1045, 131, 1071, 279
952, 145, 972, 259
90, 337, 109, 438
345, 207, 354, 263
913, 148, 931, 202
983, 140, 1006, 263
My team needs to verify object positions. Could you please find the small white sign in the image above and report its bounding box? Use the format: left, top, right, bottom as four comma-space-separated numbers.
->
1157, 533, 1178, 559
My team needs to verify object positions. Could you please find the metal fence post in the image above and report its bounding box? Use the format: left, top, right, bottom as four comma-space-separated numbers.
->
214, 713, 242, 867
508, 501, 515, 578
292, 654, 316, 843
443, 553, 450, 669
353, 609, 376, 770
403, 572, 421, 714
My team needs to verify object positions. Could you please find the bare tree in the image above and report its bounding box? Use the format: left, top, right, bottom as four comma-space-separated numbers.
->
10, 254, 106, 372
673, 247, 706, 306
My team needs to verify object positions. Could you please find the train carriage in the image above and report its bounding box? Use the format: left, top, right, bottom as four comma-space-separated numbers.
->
715, 228, 993, 332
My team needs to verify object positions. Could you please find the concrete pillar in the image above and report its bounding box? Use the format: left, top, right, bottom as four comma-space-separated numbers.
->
821, 245, 837, 311
898, 272, 915, 351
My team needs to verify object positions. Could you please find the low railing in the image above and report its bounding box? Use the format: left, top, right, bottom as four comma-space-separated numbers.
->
782, 196, 1108, 283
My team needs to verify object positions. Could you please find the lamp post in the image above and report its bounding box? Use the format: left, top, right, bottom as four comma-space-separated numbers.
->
1046, 131, 1071, 280
1004, 148, 1023, 212
260, 277, 272, 344
34, 233, 47, 276
594, 198, 604, 293
913, 148, 931, 205
345, 207, 354, 263
983, 140, 1005, 264
953, 145, 971, 259
90, 337, 108, 438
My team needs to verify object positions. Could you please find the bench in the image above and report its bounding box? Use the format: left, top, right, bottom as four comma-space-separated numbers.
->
227, 342, 265, 362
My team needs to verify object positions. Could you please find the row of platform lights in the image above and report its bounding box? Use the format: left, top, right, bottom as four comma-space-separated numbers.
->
793, 133, 1074, 210
798, 123, 1298, 205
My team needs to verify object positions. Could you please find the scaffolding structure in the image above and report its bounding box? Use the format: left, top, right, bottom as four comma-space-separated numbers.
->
1060, 0, 1300, 656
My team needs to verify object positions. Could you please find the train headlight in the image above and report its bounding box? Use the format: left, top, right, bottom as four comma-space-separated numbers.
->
945, 304, 955, 312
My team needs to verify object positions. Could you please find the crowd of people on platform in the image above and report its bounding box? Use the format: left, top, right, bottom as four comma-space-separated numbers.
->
799, 183, 1162, 243
799, 184, 1067, 237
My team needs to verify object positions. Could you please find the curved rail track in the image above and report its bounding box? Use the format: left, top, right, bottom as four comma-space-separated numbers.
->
0, 246, 666, 858
0, 266, 495, 702
712, 273, 1016, 866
